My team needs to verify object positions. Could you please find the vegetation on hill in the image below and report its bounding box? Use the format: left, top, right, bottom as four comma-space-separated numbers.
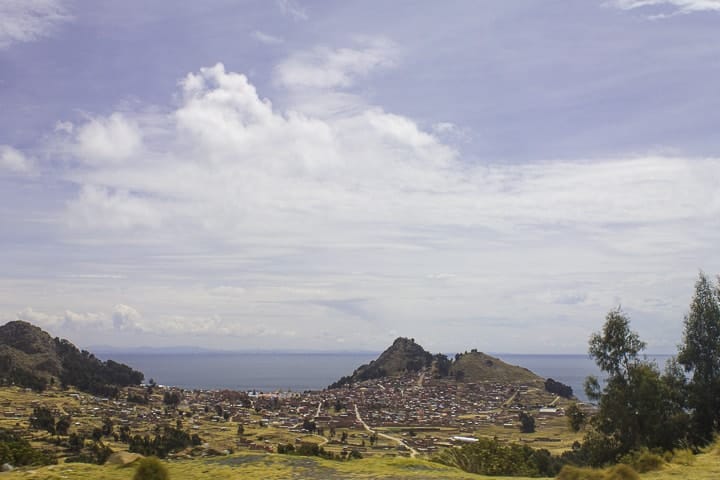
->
0, 428, 55, 467
0, 321, 143, 396
545, 377, 574, 398
329, 338, 542, 388
449, 350, 540, 383
329, 337, 434, 388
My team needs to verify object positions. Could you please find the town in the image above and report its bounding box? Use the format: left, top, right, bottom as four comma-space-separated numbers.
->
0, 368, 582, 465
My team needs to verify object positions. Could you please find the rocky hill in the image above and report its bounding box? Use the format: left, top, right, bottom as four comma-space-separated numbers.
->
329, 338, 543, 388
449, 350, 540, 383
0, 320, 143, 396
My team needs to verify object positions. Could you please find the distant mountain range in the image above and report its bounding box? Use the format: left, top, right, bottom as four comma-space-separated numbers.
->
329, 337, 542, 388
0, 321, 144, 396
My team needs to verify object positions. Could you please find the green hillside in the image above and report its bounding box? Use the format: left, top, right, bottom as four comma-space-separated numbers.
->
0, 321, 143, 395
330, 338, 543, 388
450, 350, 541, 384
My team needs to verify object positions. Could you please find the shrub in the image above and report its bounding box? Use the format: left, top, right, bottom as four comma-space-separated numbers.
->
604, 464, 639, 480
670, 448, 695, 465
133, 456, 169, 480
619, 449, 664, 473
556, 465, 605, 480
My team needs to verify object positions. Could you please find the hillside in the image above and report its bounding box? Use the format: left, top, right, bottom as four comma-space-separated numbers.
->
329, 338, 543, 388
449, 350, 540, 384
0, 320, 143, 396
329, 337, 435, 388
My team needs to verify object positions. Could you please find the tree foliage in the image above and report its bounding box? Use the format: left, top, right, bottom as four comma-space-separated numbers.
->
545, 378, 573, 398
433, 437, 563, 477
519, 411, 536, 433
677, 272, 720, 445
583, 309, 689, 464
566, 403, 586, 433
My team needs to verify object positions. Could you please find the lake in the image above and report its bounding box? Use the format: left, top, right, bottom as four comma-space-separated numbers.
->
101, 352, 673, 402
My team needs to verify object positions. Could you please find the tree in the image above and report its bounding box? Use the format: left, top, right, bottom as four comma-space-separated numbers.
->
584, 309, 688, 462
29, 406, 56, 434
101, 417, 114, 436
519, 411, 535, 433
163, 391, 181, 407
55, 416, 72, 436
134, 456, 169, 480
565, 404, 586, 433
588, 309, 645, 383
677, 272, 720, 445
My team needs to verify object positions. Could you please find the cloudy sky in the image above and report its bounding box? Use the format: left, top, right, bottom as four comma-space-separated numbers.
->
1, 0, 719, 354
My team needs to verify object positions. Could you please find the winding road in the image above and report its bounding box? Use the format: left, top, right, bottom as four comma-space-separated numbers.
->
354, 404, 419, 458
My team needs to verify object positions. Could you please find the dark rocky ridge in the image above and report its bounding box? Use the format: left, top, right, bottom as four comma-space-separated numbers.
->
0, 320, 143, 396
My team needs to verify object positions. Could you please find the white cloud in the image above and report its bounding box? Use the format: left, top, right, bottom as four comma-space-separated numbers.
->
16, 307, 108, 331
0, 0, 70, 49
73, 113, 143, 165
66, 185, 163, 231
274, 38, 398, 89
252, 30, 283, 45
276, 0, 308, 21
13, 50, 720, 351
112, 304, 141, 331
611, 0, 720, 13
0, 145, 33, 173
16, 307, 59, 328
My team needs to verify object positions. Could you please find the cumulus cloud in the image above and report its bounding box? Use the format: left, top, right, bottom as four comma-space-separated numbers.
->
16, 307, 108, 331
274, 38, 398, 89
73, 113, 143, 164
112, 304, 141, 331
0, 0, 70, 49
14, 46, 720, 351
0, 145, 33, 173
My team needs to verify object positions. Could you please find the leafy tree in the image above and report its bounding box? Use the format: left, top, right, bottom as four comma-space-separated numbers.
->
588, 309, 645, 384
519, 411, 536, 433
29, 406, 56, 434
0, 429, 55, 466
584, 309, 688, 463
433, 437, 563, 477
101, 417, 114, 436
545, 378, 573, 398
163, 391, 181, 407
68, 432, 85, 453
677, 272, 720, 445
566, 403, 586, 432
55, 416, 72, 436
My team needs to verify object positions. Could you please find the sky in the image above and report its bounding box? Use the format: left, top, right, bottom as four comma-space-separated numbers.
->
1, 0, 720, 354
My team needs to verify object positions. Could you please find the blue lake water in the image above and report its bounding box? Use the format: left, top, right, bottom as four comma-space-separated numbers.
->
102, 352, 673, 402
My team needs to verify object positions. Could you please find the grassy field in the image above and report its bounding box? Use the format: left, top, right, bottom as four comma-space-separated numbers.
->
2, 386, 720, 479
1, 446, 720, 480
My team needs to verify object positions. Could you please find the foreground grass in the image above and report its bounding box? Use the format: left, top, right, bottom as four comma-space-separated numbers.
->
3, 446, 720, 480
1, 454, 486, 479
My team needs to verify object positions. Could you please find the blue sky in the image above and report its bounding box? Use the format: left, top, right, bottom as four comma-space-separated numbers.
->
1, 0, 719, 353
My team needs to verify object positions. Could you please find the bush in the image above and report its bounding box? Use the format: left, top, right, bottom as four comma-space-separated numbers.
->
133, 456, 169, 480
556, 465, 605, 480
604, 464, 639, 480
670, 448, 695, 465
619, 449, 664, 473
557, 464, 639, 480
